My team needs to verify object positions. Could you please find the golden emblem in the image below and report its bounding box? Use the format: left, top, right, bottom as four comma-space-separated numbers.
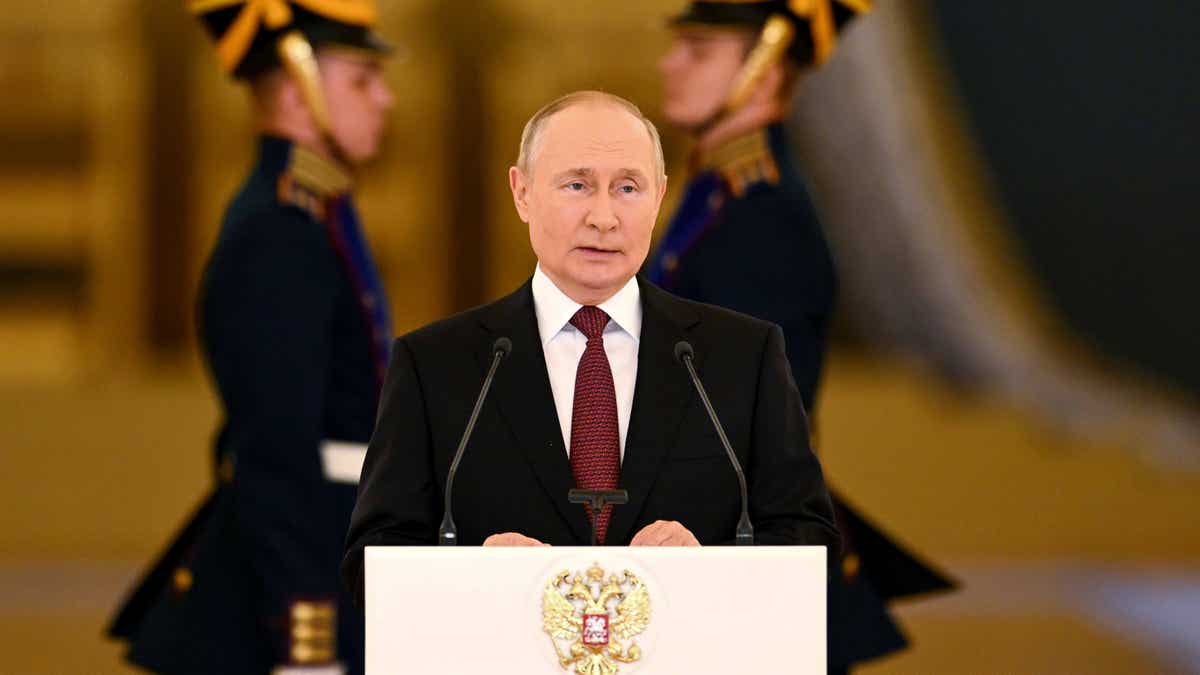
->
542, 563, 652, 675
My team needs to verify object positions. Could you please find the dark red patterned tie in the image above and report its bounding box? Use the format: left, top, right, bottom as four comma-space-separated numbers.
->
569, 306, 621, 544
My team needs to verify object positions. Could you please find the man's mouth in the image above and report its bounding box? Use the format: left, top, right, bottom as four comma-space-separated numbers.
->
577, 246, 618, 254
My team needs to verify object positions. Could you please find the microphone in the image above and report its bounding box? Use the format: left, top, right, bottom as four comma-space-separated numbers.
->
674, 341, 754, 546
439, 337, 512, 546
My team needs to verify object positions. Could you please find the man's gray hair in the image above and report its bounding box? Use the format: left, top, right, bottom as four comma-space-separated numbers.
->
516, 90, 666, 183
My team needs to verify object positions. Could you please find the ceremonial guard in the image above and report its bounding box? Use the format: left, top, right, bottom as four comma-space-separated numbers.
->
650, 2, 956, 671
108, 2, 395, 673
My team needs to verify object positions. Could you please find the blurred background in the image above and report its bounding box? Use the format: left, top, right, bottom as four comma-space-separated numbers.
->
1, 1, 1197, 672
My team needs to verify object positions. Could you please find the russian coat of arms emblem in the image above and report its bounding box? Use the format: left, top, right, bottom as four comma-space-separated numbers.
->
542, 563, 652, 674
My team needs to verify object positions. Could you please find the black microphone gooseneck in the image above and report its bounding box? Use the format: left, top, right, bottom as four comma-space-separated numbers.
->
438, 337, 512, 546
674, 341, 754, 546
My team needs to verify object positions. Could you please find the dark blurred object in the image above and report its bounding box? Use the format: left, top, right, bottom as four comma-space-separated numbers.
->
929, 1, 1200, 399
789, 1, 1200, 468
106, 493, 217, 639
833, 491, 956, 601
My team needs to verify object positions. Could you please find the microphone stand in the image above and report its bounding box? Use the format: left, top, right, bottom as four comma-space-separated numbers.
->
439, 337, 511, 546
675, 341, 754, 546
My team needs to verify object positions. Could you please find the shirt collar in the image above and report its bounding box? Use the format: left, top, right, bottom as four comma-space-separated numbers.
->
532, 264, 642, 345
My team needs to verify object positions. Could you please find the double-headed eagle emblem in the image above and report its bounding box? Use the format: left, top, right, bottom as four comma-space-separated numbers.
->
542, 563, 652, 675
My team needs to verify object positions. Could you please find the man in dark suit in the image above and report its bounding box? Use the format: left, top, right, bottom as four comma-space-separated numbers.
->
649, 2, 955, 672
342, 90, 839, 599
107, 2, 395, 673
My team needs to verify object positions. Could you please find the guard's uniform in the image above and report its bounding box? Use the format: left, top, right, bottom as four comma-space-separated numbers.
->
657, 2, 958, 669
109, 2, 392, 670
648, 122, 955, 671
108, 136, 389, 674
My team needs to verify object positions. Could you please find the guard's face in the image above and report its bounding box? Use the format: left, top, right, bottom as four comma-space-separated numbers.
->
510, 103, 667, 304
319, 51, 395, 163
659, 27, 754, 130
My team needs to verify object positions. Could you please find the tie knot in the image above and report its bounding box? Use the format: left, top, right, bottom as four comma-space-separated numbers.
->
570, 306, 610, 340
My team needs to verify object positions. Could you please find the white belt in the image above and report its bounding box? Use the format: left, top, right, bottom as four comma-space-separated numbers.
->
319, 440, 368, 484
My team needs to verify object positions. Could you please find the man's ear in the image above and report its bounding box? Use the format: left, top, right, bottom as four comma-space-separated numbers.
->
649, 174, 668, 236
742, 60, 787, 110
509, 166, 531, 223
272, 74, 317, 135
276, 75, 302, 115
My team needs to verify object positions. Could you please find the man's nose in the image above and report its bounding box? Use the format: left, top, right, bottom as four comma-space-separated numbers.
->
659, 45, 685, 77
588, 193, 619, 232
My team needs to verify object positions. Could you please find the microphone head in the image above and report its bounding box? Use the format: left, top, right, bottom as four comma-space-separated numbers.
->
492, 337, 513, 358
673, 340, 694, 363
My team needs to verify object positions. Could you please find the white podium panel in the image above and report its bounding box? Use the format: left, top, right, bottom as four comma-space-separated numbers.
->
365, 546, 826, 674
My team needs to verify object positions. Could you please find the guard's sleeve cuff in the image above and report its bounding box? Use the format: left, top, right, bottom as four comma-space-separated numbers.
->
288, 599, 337, 665
272, 665, 344, 675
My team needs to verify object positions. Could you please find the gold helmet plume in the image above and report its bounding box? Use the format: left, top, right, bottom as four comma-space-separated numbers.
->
188, 0, 389, 139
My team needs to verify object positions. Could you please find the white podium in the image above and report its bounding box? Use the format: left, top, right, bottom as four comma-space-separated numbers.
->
365, 546, 826, 674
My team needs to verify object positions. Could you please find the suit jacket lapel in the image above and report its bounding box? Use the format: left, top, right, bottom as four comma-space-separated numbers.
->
606, 278, 700, 545
478, 280, 591, 543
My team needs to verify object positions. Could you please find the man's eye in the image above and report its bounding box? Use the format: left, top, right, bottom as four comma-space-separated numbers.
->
618, 184, 638, 194
565, 182, 586, 191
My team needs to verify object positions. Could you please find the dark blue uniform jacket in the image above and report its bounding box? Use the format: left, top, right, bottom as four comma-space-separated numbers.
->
108, 136, 390, 675
648, 123, 955, 670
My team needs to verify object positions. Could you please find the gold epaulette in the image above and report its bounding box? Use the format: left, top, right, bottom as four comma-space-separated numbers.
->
276, 145, 354, 221
289, 599, 337, 665
700, 128, 780, 197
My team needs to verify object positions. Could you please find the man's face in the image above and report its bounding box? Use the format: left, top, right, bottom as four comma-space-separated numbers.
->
659, 27, 754, 130
510, 103, 667, 304
318, 51, 395, 164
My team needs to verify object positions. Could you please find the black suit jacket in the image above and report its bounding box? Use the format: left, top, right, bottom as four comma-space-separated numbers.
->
342, 277, 839, 601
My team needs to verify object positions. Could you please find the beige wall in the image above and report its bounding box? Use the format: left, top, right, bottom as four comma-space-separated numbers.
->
0, 1, 149, 383
0, 0, 688, 386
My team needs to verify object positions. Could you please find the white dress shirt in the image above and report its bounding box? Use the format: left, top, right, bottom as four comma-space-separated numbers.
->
532, 265, 641, 461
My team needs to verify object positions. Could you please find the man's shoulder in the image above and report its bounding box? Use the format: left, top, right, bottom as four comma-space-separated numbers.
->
708, 175, 833, 277
397, 283, 529, 353
222, 171, 323, 232
643, 281, 776, 341
401, 305, 488, 345
203, 196, 340, 306
208, 200, 332, 275
210, 158, 336, 256
724, 174, 820, 229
